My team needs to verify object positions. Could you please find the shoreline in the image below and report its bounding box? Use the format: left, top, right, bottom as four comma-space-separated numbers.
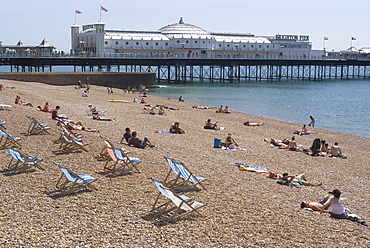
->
0, 79, 369, 246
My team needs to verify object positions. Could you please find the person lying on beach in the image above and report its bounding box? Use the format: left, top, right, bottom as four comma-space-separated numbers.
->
128, 131, 157, 148
88, 105, 107, 115
204, 119, 219, 130
267, 172, 283, 179
170, 122, 185, 134
66, 121, 99, 132
301, 195, 331, 211
282, 173, 322, 186
14, 95, 33, 107
264, 138, 289, 147
330, 142, 346, 158
92, 114, 115, 121
192, 105, 209, 109
244, 121, 264, 126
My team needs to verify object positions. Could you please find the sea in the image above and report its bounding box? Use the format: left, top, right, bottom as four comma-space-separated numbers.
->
149, 80, 370, 138
0, 65, 369, 138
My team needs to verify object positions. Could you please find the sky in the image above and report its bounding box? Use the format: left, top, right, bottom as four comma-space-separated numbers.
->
0, 0, 368, 53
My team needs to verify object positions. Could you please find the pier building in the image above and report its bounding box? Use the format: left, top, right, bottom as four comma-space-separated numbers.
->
71, 18, 314, 59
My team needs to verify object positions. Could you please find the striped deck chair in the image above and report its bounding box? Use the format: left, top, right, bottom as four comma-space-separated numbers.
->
5, 146, 43, 173
0, 129, 21, 150
150, 178, 204, 223
163, 157, 206, 190
59, 132, 88, 153
25, 115, 50, 135
112, 146, 141, 173
54, 162, 97, 194
103, 147, 138, 174
98, 136, 115, 160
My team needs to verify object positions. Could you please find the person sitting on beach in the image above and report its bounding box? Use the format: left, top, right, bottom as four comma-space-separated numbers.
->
321, 143, 331, 155
225, 136, 239, 149
120, 127, 132, 143
216, 105, 224, 113
52, 106, 61, 120
158, 106, 166, 115
282, 173, 322, 186
66, 121, 99, 132
92, 114, 115, 121
128, 131, 156, 149
321, 189, 350, 218
330, 142, 346, 158
294, 124, 309, 135
178, 96, 184, 102
82, 91, 88, 97
170, 122, 185, 134
244, 121, 264, 126
204, 119, 219, 130
288, 136, 297, 151
40, 102, 49, 112
140, 98, 147, 104
224, 106, 231, 113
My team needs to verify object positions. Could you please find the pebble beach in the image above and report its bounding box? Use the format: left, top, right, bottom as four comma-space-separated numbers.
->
0, 79, 369, 247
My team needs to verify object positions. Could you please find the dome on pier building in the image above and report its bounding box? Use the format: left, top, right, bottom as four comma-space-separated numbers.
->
159, 17, 211, 37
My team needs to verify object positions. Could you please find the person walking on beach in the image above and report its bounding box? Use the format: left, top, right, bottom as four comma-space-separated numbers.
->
308, 115, 315, 127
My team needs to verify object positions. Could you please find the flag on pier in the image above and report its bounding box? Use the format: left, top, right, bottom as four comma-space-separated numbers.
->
324, 37, 328, 40
351, 37, 356, 40
75, 10, 82, 14
101, 6, 108, 12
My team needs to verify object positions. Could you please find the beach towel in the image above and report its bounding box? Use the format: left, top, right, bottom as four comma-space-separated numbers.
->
222, 147, 246, 151
155, 131, 172, 134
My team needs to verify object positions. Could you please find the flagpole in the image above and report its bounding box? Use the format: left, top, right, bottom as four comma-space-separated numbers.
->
100, 7, 102, 22
75, 11, 77, 24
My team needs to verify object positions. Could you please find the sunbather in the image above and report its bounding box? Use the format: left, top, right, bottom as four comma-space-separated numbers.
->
288, 136, 297, 151
14, 95, 33, 107
92, 114, 115, 121
330, 142, 346, 158
283, 173, 322, 186
120, 127, 132, 143
301, 195, 331, 211
225, 136, 239, 149
66, 121, 99, 132
204, 119, 219, 130
128, 131, 156, 148
216, 105, 224, 113
170, 122, 185, 134
244, 121, 263, 126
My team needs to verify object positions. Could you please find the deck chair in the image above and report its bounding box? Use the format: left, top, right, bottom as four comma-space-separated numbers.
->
98, 137, 115, 160
163, 157, 207, 190
0, 129, 21, 149
5, 146, 43, 173
57, 121, 82, 140
54, 162, 97, 194
59, 132, 88, 153
103, 147, 138, 174
150, 178, 204, 223
112, 146, 141, 173
25, 115, 50, 135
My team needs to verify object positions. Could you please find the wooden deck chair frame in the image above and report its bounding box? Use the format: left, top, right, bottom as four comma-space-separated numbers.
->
0, 120, 6, 130
5, 146, 43, 173
57, 121, 82, 140
163, 157, 206, 190
98, 137, 115, 160
0, 129, 21, 150
150, 178, 204, 223
25, 115, 50, 135
54, 162, 97, 194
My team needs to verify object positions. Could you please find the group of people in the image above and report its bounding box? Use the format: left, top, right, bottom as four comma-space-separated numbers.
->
120, 127, 157, 149
216, 105, 231, 114
301, 189, 366, 225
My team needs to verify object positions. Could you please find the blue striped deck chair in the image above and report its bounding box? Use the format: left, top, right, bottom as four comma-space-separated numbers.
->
54, 162, 97, 194
113, 146, 141, 173
25, 115, 50, 135
5, 146, 43, 173
151, 178, 204, 223
59, 132, 88, 153
103, 147, 139, 174
0, 129, 21, 150
163, 157, 206, 190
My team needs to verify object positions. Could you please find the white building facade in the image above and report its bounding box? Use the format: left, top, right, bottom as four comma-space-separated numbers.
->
71, 18, 313, 59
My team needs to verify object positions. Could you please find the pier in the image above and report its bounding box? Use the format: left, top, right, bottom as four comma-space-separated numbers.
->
1, 57, 370, 83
